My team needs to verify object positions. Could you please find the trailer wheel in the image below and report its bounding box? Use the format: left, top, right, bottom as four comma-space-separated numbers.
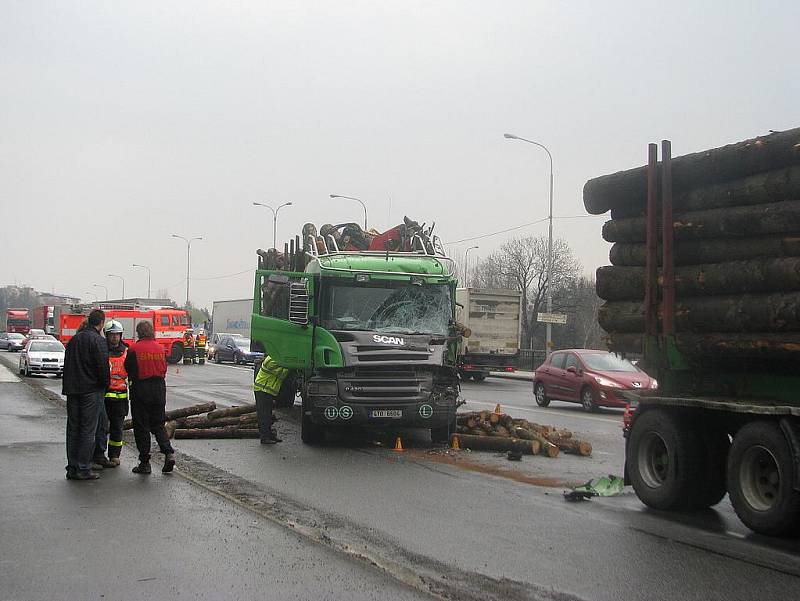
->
473, 374, 487, 382
167, 343, 183, 364
628, 408, 704, 510
692, 427, 730, 508
274, 377, 297, 408
727, 421, 800, 537
534, 382, 550, 407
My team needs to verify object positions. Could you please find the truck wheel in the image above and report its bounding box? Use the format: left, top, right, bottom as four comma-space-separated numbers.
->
167, 343, 183, 364
473, 374, 487, 382
628, 408, 704, 510
301, 411, 325, 445
727, 421, 800, 537
431, 416, 456, 444
275, 378, 297, 408
692, 427, 730, 509
580, 387, 597, 412
534, 382, 550, 407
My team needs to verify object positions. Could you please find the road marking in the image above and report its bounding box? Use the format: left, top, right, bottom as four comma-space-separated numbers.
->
0, 362, 21, 383
463, 400, 621, 424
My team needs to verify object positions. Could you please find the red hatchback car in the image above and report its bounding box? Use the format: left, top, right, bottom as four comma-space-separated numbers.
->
533, 349, 657, 411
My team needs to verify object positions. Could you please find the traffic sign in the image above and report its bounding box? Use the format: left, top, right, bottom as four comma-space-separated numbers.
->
537, 312, 567, 324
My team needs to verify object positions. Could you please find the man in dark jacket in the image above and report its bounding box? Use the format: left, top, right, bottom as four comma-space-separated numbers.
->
62, 309, 109, 480
125, 320, 175, 475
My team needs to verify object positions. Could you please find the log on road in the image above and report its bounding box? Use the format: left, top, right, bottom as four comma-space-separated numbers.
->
173, 427, 261, 439
597, 257, 800, 301
602, 201, 800, 243
451, 434, 538, 455
583, 128, 800, 215
124, 401, 217, 430
175, 413, 259, 429
550, 437, 592, 457
206, 404, 257, 420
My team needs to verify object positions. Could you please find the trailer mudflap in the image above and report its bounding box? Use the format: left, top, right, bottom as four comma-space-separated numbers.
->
779, 418, 800, 492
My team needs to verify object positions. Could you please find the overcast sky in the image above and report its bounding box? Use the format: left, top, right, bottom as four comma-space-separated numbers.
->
2, 1, 798, 310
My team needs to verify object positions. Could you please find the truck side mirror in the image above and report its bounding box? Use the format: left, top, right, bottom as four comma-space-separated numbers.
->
288, 282, 310, 326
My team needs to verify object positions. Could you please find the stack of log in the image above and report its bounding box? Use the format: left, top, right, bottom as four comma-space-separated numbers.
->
584, 127, 800, 366
123, 402, 266, 439
454, 411, 592, 457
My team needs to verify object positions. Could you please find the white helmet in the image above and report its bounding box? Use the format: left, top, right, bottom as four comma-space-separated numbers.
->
103, 320, 124, 335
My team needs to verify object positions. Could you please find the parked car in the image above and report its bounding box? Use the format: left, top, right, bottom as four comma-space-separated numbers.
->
533, 349, 657, 411
213, 335, 263, 365
207, 332, 243, 361
19, 338, 65, 377
0, 332, 10, 350
3, 332, 27, 352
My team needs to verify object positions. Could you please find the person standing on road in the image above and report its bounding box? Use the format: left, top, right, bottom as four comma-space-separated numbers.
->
62, 309, 109, 481
125, 320, 175, 475
253, 355, 288, 445
93, 320, 129, 468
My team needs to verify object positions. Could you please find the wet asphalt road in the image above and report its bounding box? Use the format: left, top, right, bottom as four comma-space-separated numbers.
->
3, 351, 800, 600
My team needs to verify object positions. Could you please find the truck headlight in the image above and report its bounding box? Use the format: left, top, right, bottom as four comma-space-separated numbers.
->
307, 379, 338, 396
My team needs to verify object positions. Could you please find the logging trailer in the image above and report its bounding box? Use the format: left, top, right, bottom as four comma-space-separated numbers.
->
585, 129, 800, 537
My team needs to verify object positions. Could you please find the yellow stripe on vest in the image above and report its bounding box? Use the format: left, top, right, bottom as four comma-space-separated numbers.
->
107, 440, 124, 447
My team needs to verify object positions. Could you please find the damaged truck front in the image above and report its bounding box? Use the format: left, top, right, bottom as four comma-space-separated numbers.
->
251, 239, 461, 445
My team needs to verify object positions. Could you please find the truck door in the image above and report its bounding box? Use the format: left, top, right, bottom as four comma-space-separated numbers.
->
251, 271, 314, 369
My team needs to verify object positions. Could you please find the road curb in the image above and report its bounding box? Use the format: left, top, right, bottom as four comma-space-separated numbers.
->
489, 371, 534, 381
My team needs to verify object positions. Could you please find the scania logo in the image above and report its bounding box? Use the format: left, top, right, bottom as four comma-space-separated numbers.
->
373, 335, 405, 346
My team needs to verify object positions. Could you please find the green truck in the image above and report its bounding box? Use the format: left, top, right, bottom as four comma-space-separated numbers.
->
586, 129, 800, 537
250, 227, 462, 445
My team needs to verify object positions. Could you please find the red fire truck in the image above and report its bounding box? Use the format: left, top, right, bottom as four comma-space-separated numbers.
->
55, 304, 191, 364
5, 309, 31, 335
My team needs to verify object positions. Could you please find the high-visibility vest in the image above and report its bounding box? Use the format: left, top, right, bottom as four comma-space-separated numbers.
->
254, 356, 289, 396
196, 334, 206, 346
106, 349, 128, 399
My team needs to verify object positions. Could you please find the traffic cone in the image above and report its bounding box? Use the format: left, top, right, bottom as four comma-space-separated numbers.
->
494, 403, 502, 414
393, 436, 404, 452
451, 435, 461, 450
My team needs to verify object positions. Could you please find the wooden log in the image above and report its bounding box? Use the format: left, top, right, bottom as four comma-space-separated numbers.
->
124, 401, 217, 430
206, 404, 257, 420
603, 201, 800, 244
175, 414, 258, 429
609, 236, 800, 267
494, 425, 510, 438
598, 292, 800, 334
550, 437, 592, 457
478, 420, 494, 434
609, 165, 800, 219
450, 434, 538, 455
526, 431, 559, 458
583, 128, 800, 215
512, 427, 542, 455
173, 427, 261, 439
165, 421, 177, 439
606, 332, 800, 359
488, 413, 501, 425
597, 257, 800, 301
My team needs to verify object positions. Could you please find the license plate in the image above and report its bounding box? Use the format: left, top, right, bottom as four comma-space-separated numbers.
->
370, 409, 402, 419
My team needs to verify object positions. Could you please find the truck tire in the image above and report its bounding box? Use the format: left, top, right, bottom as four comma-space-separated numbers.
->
167, 343, 183, 364
275, 377, 297, 408
628, 408, 705, 510
301, 410, 325, 445
693, 427, 730, 508
473, 374, 487, 382
534, 382, 551, 407
727, 421, 800, 537
431, 416, 456, 444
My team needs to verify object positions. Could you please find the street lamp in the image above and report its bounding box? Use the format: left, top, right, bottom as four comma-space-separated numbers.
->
132, 264, 151, 299
84, 291, 98, 302
92, 283, 108, 301
504, 132, 555, 351
252, 202, 293, 250
329, 194, 368, 231
172, 234, 203, 307
463, 245, 479, 287
108, 274, 125, 300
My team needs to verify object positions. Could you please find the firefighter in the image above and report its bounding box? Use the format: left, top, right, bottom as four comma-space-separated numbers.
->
253, 356, 287, 444
195, 328, 207, 365
101, 320, 128, 467
183, 328, 195, 365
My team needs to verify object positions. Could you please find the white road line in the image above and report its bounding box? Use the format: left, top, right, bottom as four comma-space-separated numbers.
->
463, 399, 622, 424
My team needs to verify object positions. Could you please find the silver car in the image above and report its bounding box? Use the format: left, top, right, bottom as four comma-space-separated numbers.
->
19, 338, 65, 377
3, 333, 27, 352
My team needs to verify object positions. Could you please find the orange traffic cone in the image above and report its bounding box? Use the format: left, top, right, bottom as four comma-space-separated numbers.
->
494, 403, 502, 414
393, 436, 405, 452
451, 435, 461, 450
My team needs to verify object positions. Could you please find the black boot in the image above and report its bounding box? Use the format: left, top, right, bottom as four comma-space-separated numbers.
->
162, 453, 175, 473
132, 461, 151, 474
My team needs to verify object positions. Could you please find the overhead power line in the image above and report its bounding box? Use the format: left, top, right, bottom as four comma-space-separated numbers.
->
445, 215, 594, 245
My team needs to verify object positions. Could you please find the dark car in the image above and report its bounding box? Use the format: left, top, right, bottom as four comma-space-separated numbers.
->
3, 332, 27, 352
533, 349, 657, 411
207, 332, 243, 361
213, 335, 263, 365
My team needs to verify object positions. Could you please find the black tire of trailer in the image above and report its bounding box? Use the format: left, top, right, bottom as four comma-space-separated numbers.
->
472, 374, 487, 382
628, 408, 712, 510
727, 421, 800, 537
167, 343, 183, 364
301, 409, 325, 445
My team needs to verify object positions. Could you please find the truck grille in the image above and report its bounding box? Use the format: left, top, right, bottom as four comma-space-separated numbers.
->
338, 366, 433, 404
353, 345, 432, 363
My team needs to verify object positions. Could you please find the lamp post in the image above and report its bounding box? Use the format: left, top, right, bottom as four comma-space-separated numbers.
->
504, 132, 555, 351
463, 245, 479, 287
172, 234, 203, 307
132, 264, 151, 299
108, 274, 125, 300
84, 291, 97, 302
92, 283, 108, 301
252, 202, 293, 250
329, 194, 368, 231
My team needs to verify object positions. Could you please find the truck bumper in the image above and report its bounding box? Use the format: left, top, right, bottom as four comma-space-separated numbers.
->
305, 399, 454, 429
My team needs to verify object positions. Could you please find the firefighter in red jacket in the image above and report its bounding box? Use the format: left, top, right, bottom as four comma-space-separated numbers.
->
99, 320, 129, 467
125, 320, 176, 474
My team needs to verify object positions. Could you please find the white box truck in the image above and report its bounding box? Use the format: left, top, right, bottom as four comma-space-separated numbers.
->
210, 299, 252, 339
455, 288, 522, 382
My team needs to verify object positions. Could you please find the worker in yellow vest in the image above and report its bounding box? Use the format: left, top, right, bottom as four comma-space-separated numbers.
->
253, 355, 288, 444
183, 329, 195, 365
94, 320, 129, 468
